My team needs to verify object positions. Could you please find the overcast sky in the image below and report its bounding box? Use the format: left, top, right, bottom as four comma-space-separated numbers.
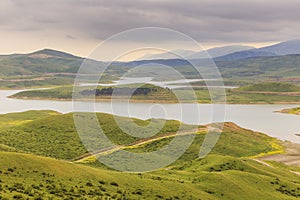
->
0, 0, 299, 59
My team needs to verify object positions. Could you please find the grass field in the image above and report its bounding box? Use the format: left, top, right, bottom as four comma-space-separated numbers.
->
0, 110, 300, 199
0, 76, 75, 89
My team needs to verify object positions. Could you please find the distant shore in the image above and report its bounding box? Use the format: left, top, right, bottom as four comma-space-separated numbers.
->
8, 95, 300, 105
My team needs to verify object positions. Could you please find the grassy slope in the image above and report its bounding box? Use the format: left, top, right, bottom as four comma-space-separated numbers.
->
0, 110, 300, 199
0, 54, 82, 76
1, 51, 300, 90
0, 152, 299, 199
0, 76, 75, 89
0, 112, 196, 160
217, 54, 300, 81
1, 152, 300, 199
236, 82, 300, 92
0, 110, 60, 127
0, 74, 118, 90
89, 123, 282, 168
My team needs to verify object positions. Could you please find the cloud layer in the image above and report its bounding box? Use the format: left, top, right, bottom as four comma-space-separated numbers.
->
0, 0, 299, 55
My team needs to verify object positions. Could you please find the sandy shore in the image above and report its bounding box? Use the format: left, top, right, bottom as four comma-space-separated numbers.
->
259, 141, 300, 166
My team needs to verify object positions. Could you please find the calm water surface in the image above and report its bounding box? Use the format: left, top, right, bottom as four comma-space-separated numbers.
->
0, 89, 299, 143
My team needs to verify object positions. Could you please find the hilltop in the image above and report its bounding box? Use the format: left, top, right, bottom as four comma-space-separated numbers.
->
215, 39, 300, 61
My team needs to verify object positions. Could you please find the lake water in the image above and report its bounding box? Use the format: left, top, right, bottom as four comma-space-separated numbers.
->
79, 77, 238, 89
0, 89, 299, 143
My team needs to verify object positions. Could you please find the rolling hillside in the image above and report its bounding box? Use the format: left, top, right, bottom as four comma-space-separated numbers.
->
236, 82, 300, 92
0, 49, 84, 76
1, 42, 300, 89
0, 110, 300, 199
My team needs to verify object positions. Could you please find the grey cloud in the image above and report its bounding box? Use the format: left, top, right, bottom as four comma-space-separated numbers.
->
65, 34, 77, 40
1, 0, 299, 43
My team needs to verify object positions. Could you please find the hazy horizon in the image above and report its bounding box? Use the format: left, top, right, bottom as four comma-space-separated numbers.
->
0, 40, 289, 61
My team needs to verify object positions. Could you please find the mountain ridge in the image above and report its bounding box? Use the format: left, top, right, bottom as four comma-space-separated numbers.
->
139, 45, 255, 60
215, 39, 300, 61
138, 39, 300, 61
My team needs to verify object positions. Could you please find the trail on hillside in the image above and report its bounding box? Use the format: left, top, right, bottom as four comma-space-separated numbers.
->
74, 127, 207, 163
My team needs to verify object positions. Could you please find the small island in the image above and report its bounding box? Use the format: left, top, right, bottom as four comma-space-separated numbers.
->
277, 107, 300, 115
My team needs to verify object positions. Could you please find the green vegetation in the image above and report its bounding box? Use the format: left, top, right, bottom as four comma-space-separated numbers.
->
0, 111, 196, 160
10, 84, 179, 102
236, 82, 300, 92
0, 73, 118, 89
0, 51, 83, 77
278, 107, 300, 115
0, 152, 213, 199
2, 47, 300, 198
224, 90, 300, 104
91, 122, 281, 166
0, 49, 118, 89
0, 110, 300, 199
1, 152, 300, 199
1, 49, 300, 90
0, 76, 75, 89
10, 82, 300, 104
217, 54, 300, 82
0, 110, 59, 128
11, 86, 75, 99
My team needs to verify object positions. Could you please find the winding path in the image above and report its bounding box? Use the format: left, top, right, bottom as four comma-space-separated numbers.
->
74, 127, 207, 163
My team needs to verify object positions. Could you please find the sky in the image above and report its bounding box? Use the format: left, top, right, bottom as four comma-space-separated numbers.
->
0, 0, 299, 60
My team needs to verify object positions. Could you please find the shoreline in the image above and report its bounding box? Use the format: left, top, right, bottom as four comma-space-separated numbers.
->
7, 96, 300, 105
259, 141, 300, 167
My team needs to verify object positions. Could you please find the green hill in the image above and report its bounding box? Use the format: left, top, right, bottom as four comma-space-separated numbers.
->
0, 111, 196, 160
0, 110, 59, 128
216, 54, 300, 81
1, 50, 300, 89
0, 49, 117, 89
0, 151, 213, 199
236, 82, 300, 92
1, 110, 300, 199
0, 49, 83, 76
1, 151, 300, 199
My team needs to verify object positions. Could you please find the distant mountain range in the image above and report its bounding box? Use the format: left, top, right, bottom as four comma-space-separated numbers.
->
139, 39, 300, 61
1, 40, 300, 83
139, 45, 255, 60
215, 39, 300, 61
